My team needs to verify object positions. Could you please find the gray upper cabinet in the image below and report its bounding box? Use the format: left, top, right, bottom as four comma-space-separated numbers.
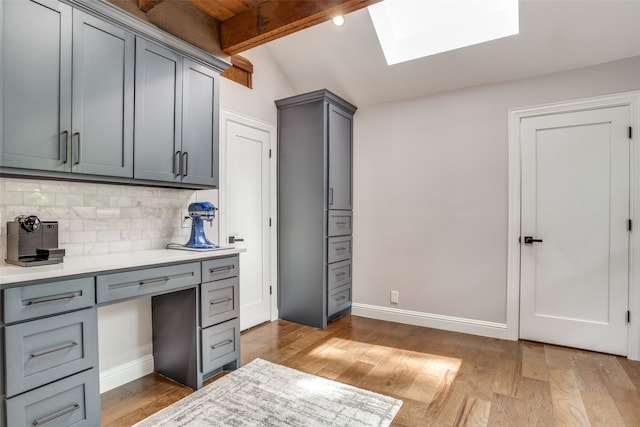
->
1, 0, 72, 172
71, 9, 134, 177
135, 39, 219, 187
328, 105, 353, 210
0, 0, 134, 177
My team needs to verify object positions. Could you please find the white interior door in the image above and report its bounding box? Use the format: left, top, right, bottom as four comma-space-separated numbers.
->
520, 106, 630, 355
224, 118, 271, 330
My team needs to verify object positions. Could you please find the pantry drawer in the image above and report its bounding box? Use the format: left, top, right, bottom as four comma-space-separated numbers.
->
4, 308, 97, 397
201, 256, 239, 283
97, 262, 200, 303
6, 368, 100, 427
328, 210, 353, 236
4, 277, 95, 323
201, 277, 239, 328
327, 236, 352, 264
328, 283, 352, 316
327, 259, 352, 290
201, 318, 240, 375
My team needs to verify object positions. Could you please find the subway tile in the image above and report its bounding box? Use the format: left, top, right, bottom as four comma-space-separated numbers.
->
24, 191, 56, 206
84, 194, 110, 207
0, 191, 24, 205
96, 208, 121, 219
132, 239, 153, 251
40, 182, 70, 193
85, 242, 109, 255
121, 229, 143, 240
109, 196, 133, 208
70, 206, 97, 219
4, 179, 40, 192
69, 230, 97, 244
97, 230, 121, 241
83, 219, 110, 231
109, 240, 132, 253
56, 193, 84, 206
61, 243, 84, 257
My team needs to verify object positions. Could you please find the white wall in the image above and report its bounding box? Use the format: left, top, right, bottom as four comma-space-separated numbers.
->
353, 55, 640, 335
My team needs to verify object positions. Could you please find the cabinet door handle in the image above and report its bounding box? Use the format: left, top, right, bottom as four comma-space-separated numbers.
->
138, 277, 169, 286
25, 293, 78, 306
61, 130, 69, 164
31, 342, 79, 358
210, 297, 232, 306
183, 151, 189, 177
210, 265, 235, 273
32, 404, 81, 426
73, 132, 81, 165
175, 151, 182, 176
210, 339, 233, 350
329, 187, 334, 206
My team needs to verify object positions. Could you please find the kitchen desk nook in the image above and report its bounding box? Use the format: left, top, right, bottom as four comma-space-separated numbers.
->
0, 248, 243, 427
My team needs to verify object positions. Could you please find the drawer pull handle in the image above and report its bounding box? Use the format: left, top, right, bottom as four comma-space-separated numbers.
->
139, 277, 169, 286
335, 296, 348, 302
32, 404, 80, 426
210, 265, 235, 273
335, 272, 347, 277
25, 293, 78, 306
210, 297, 233, 306
31, 342, 79, 358
211, 339, 233, 350
335, 222, 347, 226
335, 247, 347, 252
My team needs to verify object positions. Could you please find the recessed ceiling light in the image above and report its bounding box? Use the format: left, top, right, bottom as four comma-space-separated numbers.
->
332, 15, 345, 26
368, 0, 519, 65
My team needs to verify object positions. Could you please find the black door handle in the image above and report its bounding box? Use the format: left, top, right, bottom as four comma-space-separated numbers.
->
523, 236, 543, 244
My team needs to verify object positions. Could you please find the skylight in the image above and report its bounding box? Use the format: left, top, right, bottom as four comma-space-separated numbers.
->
368, 0, 519, 65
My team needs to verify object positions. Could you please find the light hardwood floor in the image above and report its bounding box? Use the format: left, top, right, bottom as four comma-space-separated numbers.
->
101, 315, 640, 426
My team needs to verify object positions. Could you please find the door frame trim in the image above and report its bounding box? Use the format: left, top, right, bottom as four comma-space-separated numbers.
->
507, 90, 640, 359
219, 109, 278, 324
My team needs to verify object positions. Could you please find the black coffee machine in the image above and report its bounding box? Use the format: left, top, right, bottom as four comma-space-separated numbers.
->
5, 215, 66, 266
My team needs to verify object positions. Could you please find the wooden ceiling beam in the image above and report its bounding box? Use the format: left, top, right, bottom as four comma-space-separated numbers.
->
220, 0, 381, 56
138, 0, 164, 13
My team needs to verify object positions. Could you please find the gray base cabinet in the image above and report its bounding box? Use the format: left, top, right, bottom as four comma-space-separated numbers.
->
276, 90, 357, 329
1, 254, 241, 426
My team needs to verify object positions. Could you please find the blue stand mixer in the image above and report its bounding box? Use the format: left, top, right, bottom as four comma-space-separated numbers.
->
183, 201, 219, 249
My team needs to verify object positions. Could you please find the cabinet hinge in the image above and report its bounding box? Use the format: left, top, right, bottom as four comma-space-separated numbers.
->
629, 127, 633, 139
270, 286, 272, 295
627, 310, 631, 323
629, 219, 633, 232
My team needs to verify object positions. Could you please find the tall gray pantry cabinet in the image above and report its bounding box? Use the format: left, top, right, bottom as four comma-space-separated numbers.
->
276, 90, 357, 329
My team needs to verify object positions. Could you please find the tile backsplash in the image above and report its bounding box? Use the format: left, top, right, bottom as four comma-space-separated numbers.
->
0, 177, 220, 261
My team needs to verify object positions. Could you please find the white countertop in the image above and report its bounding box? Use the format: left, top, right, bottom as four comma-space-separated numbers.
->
0, 247, 246, 285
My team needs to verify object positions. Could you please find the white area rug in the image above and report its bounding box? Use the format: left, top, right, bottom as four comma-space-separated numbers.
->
133, 358, 402, 426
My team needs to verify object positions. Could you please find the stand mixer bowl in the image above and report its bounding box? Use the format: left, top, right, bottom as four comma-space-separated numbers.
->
184, 202, 219, 249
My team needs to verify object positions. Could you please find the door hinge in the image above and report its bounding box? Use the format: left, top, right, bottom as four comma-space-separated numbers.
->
629, 219, 633, 232
269, 149, 272, 158
269, 286, 272, 295
629, 126, 633, 139
627, 310, 631, 323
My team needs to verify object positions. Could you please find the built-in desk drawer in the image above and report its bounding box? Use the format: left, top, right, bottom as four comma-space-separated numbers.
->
6, 368, 100, 427
4, 308, 97, 397
96, 262, 200, 303
4, 277, 95, 324
201, 277, 239, 328
328, 283, 351, 316
201, 318, 240, 375
328, 236, 352, 264
201, 256, 239, 283
328, 259, 352, 290
328, 210, 353, 236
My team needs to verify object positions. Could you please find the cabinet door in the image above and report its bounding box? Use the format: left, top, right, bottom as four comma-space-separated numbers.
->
181, 59, 219, 187
71, 9, 134, 177
328, 104, 353, 210
1, 0, 72, 172
134, 38, 183, 183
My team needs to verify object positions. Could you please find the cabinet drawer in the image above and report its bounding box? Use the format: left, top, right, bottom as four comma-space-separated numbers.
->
201, 277, 239, 328
97, 262, 200, 303
328, 236, 352, 263
3, 277, 95, 324
6, 368, 100, 427
328, 210, 353, 236
328, 283, 352, 316
5, 308, 97, 397
327, 259, 352, 290
201, 318, 240, 375
201, 256, 239, 283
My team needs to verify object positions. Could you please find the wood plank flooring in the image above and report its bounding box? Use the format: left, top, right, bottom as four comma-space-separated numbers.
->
101, 315, 640, 426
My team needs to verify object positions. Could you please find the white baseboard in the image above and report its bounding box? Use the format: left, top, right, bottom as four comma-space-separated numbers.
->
99, 355, 155, 393
351, 303, 510, 340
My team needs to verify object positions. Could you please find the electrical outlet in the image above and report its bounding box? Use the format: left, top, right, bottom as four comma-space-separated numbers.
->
390, 290, 399, 304
180, 211, 191, 228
